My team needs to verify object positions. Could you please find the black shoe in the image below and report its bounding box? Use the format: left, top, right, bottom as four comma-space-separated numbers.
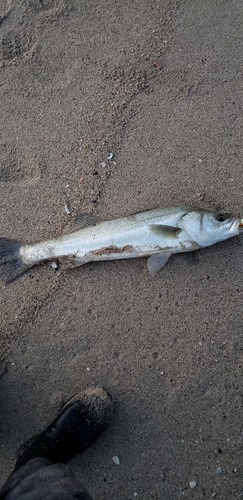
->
14, 387, 114, 471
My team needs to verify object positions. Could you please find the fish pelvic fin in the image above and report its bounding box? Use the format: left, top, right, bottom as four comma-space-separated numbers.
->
0, 238, 33, 283
147, 252, 171, 277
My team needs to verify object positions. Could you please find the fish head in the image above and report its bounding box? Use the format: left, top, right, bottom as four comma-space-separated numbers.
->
177, 208, 242, 246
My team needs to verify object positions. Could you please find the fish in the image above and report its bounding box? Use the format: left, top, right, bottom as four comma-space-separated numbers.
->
0, 205, 242, 283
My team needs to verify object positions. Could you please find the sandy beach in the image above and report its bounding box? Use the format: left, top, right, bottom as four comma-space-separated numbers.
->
0, 1, 243, 498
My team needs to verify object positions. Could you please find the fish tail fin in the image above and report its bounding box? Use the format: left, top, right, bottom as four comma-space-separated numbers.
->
0, 238, 33, 283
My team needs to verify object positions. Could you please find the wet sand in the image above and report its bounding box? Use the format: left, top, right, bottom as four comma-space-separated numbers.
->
0, 1, 243, 498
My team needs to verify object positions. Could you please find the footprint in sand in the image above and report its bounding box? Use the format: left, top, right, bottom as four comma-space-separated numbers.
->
0, 0, 73, 67
24, 0, 73, 16
0, 0, 12, 26
0, 144, 47, 187
0, 1, 36, 66
0, 30, 38, 67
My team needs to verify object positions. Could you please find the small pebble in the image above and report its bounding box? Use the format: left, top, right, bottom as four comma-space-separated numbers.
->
100, 161, 106, 168
153, 61, 162, 69
189, 481, 197, 489
107, 153, 113, 160
51, 261, 58, 269
216, 466, 223, 475
112, 456, 120, 465
65, 203, 71, 215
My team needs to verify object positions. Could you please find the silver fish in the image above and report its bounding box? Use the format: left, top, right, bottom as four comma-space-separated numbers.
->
0, 206, 242, 283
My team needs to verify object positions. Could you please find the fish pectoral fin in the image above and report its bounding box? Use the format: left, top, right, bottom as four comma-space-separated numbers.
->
147, 252, 171, 277
149, 225, 180, 238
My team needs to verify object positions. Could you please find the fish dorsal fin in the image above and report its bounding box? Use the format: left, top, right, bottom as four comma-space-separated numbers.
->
64, 213, 100, 234
149, 225, 180, 238
147, 252, 171, 277
74, 213, 100, 228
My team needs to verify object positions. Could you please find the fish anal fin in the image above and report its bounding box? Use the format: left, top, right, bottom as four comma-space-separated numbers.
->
149, 225, 180, 238
59, 255, 85, 269
147, 252, 171, 277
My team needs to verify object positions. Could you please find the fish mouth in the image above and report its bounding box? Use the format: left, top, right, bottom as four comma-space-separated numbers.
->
238, 219, 243, 232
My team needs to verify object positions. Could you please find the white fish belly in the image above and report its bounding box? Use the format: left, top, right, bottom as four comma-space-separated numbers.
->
70, 226, 196, 264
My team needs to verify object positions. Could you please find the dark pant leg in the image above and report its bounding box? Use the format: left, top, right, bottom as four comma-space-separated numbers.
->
0, 457, 93, 500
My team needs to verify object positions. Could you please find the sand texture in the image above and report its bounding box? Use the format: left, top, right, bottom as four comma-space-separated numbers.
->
0, 1, 243, 498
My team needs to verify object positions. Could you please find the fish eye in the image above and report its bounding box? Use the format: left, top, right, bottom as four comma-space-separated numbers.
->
216, 214, 226, 222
